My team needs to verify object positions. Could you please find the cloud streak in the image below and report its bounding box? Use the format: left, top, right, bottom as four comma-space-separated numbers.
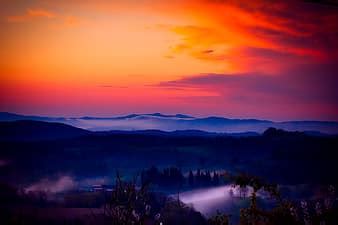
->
157, 63, 338, 120
6, 8, 57, 22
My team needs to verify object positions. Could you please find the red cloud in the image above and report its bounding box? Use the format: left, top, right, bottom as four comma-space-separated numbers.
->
168, 0, 338, 73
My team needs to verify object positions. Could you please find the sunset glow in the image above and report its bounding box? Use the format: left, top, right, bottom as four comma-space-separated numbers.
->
1, 0, 338, 120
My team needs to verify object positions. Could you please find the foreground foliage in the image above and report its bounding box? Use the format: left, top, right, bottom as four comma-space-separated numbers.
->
1, 173, 337, 225
208, 174, 338, 225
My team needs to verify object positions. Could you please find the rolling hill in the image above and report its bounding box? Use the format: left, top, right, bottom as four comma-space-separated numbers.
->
1, 112, 337, 134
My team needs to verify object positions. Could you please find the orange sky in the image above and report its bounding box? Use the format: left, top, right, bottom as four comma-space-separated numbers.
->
1, 0, 338, 120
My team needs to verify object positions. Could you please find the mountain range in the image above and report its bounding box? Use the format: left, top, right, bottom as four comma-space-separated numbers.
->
1, 112, 337, 134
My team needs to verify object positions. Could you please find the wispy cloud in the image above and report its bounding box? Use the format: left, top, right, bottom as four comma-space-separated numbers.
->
5, 7, 82, 28
7, 8, 57, 23
156, 63, 338, 120
27, 8, 56, 18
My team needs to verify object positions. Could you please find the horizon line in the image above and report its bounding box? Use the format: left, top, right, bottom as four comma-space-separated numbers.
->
1, 111, 338, 123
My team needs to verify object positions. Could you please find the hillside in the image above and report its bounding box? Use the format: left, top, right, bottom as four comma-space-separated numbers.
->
0, 120, 91, 141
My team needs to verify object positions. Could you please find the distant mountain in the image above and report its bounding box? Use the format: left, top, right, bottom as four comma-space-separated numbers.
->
263, 127, 305, 137
77, 113, 194, 120
0, 120, 258, 142
0, 119, 335, 142
0, 112, 65, 122
0, 120, 91, 141
144, 113, 194, 119
102, 129, 259, 137
0, 112, 337, 134
0, 112, 50, 121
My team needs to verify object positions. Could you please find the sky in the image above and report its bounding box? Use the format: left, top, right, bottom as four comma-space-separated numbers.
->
0, 0, 338, 121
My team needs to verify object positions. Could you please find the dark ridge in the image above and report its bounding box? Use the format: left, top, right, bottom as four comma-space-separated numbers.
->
0, 112, 64, 121
0, 120, 91, 141
263, 127, 306, 137
100, 129, 260, 137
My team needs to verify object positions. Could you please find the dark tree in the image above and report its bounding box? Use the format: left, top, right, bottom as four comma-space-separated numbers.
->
188, 170, 194, 187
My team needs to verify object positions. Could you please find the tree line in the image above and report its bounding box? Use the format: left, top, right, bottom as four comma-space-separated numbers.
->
141, 166, 222, 188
